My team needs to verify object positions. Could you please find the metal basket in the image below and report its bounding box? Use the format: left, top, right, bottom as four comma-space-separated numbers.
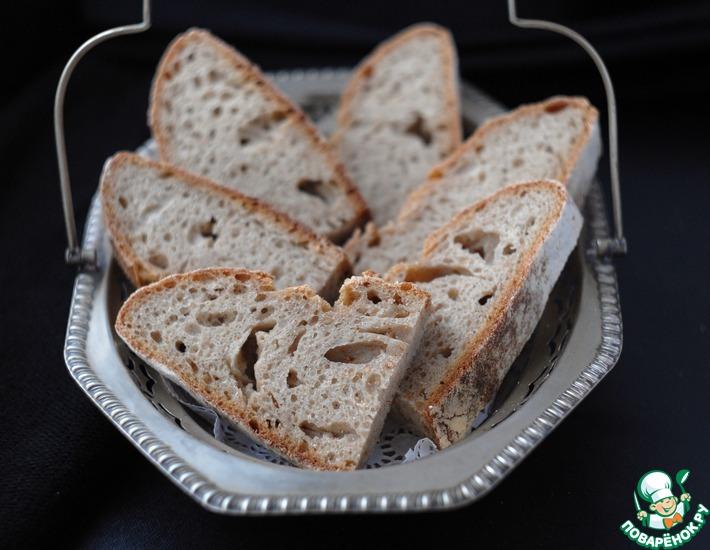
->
60, 1, 625, 514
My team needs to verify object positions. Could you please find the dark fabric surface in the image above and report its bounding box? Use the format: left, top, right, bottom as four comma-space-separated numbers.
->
1, 1, 709, 548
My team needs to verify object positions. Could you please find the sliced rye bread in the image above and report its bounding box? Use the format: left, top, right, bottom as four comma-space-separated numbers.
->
384, 180, 582, 448
150, 29, 369, 242
350, 96, 599, 274
115, 268, 430, 470
331, 23, 461, 225
101, 152, 349, 299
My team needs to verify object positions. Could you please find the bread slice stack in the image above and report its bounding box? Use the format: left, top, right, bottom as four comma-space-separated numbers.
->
350, 96, 599, 274
115, 268, 430, 470
384, 180, 582, 447
150, 29, 369, 242
332, 23, 461, 225
101, 152, 348, 298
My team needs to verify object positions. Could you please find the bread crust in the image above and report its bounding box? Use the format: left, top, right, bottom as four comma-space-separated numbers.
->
116, 268, 429, 470
100, 152, 350, 296
399, 96, 598, 219
391, 180, 582, 447
333, 23, 462, 160
149, 29, 370, 242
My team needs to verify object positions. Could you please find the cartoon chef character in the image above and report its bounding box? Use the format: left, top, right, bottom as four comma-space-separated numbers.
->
637, 470, 692, 530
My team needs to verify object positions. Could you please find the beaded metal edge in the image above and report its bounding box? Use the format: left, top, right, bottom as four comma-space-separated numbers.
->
63, 72, 622, 514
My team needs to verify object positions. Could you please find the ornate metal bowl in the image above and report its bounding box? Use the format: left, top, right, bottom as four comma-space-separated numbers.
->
64, 70, 622, 514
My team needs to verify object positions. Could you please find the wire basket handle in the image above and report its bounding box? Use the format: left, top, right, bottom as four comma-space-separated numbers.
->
508, 0, 627, 257
56, 1, 626, 267
56, 0, 152, 268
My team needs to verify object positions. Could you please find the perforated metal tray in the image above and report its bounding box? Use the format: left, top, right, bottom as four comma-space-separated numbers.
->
64, 70, 622, 513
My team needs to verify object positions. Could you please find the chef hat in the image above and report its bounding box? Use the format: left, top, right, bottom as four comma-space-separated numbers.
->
638, 470, 674, 503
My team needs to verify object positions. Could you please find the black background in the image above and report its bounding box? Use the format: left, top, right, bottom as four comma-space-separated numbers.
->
1, 1, 709, 548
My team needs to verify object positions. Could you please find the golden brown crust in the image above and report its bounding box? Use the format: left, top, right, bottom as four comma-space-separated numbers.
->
400, 96, 598, 219
413, 180, 569, 440
333, 23, 462, 158
100, 151, 351, 292
149, 29, 370, 241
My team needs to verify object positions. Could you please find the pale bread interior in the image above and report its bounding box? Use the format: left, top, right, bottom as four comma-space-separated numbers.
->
116, 269, 429, 470
334, 24, 461, 225
151, 30, 367, 242
101, 153, 347, 296
386, 181, 582, 446
353, 97, 599, 274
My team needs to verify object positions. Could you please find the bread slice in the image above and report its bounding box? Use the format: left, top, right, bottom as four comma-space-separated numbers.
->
352, 96, 599, 274
115, 268, 430, 470
150, 29, 369, 242
332, 23, 461, 225
100, 152, 349, 299
384, 180, 582, 448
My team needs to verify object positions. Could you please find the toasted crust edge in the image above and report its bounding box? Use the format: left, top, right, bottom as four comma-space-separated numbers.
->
393, 180, 582, 446
100, 152, 350, 296
116, 268, 428, 470
333, 23, 462, 159
148, 29, 370, 242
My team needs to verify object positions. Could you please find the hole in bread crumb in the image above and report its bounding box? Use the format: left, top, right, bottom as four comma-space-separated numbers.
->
288, 329, 306, 355
366, 290, 381, 304
512, 157, 524, 168
340, 287, 359, 306
404, 113, 432, 146
325, 341, 386, 364
150, 331, 162, 343
299, 421, 354, 439
287, 369, 300, 388
402, 265, 472, 283
212, 106, 222, 118
478, 292, 495, 306
118, 196, 128, 208
148, 253, 169, 269
454, 229, 500, 263
503, 244, 517, 255
366, 373, 381, 393
197, 217, 218, 242
296, 179, 331, 203
447, 288, 459, 301
187, 359, 198, 373
439, 346, 453, 358
232, 321, 276, 388
237, 110, 288, 148
196, 310, 237, 327
175, 340, 186, 353
332, 401, 340, 410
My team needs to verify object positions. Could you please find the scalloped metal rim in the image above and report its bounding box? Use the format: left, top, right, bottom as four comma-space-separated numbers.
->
63, 70, 622, 514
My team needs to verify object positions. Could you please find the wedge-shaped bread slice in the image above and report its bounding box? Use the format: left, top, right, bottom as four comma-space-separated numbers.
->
332, 23, 461, 225
101, 152, 348, 298
115, 268, 430, 470
385, 180, 582, 448
351, 96, 599, 273
150, 29, 369, 242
